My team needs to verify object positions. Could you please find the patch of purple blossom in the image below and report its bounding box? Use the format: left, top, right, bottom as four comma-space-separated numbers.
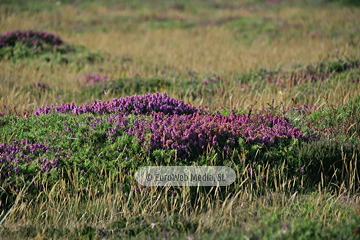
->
35, 93, 201, 116
127, 111, 308, 159
0, 139, 61, 183
0, 30, 64, 49
1, 93, 311, 186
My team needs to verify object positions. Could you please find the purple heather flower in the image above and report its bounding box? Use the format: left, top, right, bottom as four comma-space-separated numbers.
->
127, 110, 308, 159
0, 30, 64, 48
34, 93, 200, 116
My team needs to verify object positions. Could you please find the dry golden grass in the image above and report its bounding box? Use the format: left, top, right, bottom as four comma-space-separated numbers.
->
1, 4, 359, 73
1, 59, 358, 113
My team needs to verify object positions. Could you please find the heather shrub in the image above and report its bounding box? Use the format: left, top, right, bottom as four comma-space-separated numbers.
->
0, 112, 141, 205
0, 94, 200, 200
0, 29, 103, 64
35, 93, 200, 116
0, 30, 64, 49
128, 111, 308, 160
0, 93, 312, 204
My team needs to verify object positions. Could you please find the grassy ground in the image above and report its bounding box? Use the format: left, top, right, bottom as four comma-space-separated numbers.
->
0, 0, 360, 239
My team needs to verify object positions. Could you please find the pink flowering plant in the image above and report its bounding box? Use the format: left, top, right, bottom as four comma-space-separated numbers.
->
127, 110, 307, 161
0, 93, 322, 201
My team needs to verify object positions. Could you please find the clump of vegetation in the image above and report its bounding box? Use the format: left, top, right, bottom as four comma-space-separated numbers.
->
0, 29, 103, 64
1, 93, 359, 209
0, 30, 64, 49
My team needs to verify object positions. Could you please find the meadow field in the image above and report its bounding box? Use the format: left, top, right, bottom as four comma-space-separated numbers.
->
0, 0, 360, 239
